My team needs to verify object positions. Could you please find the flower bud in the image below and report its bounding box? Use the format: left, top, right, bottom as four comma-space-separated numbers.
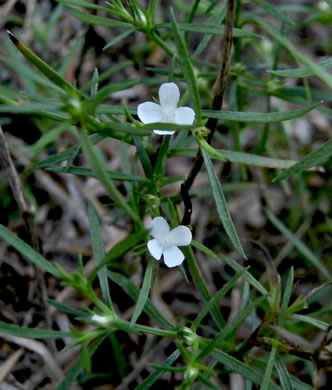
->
65, 93, 83, 123
144, 194, 160, 210
184, 365, 199, 382
178, 327, 198, 346
266, 79, 283, 94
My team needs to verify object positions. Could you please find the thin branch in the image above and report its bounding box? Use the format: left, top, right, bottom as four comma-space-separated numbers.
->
182, 0, 236, 196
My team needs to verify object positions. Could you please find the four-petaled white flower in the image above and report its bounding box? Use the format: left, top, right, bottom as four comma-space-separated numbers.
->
147, 216, 192, 268
137, 82, 195, 135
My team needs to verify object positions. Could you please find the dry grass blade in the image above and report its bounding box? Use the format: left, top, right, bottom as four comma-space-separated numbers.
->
0, 125, 38, 250
0, 349, 23, 382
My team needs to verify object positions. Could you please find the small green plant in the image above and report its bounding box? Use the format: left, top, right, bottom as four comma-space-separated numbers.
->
0, 0, 331, 389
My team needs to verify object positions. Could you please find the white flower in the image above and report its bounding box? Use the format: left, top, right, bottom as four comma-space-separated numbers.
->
137, 82, 195, 135
147, 216, 192, 267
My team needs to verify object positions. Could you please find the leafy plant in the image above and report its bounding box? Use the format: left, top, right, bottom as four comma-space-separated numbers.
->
0, 0, 331, 389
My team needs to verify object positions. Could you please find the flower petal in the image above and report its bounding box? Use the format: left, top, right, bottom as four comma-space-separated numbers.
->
137, 102, 164, 124
153, 129, 175, 135
163, 245, 185, 267
148, 216, 169, 240
159, 83, 179, 114
147, 239, 163, 260
167, 226, 192, 246
175, 107, 195, 125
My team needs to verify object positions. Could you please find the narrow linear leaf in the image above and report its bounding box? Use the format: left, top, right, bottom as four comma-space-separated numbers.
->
130, 257, 155, 325
221, 150, 297, 169
108, 271, 175, 330
220, 296, 266, 341
202, 150, 246, 258
255, 17, 332, 89
56, 333, 107, 390
0, 102, 69, 121
0, 55, 65, 93
198, 375, 222, 390
48, 166, 146, 182
47, 299, 89, 318
260, 343, 278, 390
170, 8, 201, 122
142, 122, 198, 131
266, 210, 331, 281
193, 269, 246, 331
7, 31, 83, 96
268, 57, 332, 78
98, 105, 135, 115
202, 102, 320, 123
91, 230, 147, 280
199, 296, 266, 360
272, 85, 332, 103
155, 23, 262, 38
79, 128, 138, 223
273, 138, 332, 182
109, 333, 127, 378
135, 349, 180, 390
81, 60, 133, 93
133, 136, 153, 178
252, 0, 294, 25
211, 349, 280, 389
290, 377, 315, 390
88, 203, 112, 308
290, 314, 330, 331
194, 6, 227, 58
30, 125, 69, 158
183, 246, 226, 329
170, 148, 298, 169
191, 240, 267, 295
56, 0, 110, 12
86, 79, 140, 111
101, 120, 151, 136
65, 5, 132, 28
153, 135, 171, 177
31, 133, 107, 170
56, 362, 82, 390
279, 267, 294, 326
104, 28, 135, 50
275, 354, 293, 390
0, 322, 71, 339
0, 225, 60, 277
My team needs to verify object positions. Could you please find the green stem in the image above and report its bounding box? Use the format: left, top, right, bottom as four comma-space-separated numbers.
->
195, 135, 227, 161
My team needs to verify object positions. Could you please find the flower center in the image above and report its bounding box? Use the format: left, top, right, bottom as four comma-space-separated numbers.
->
159, 235, 172, 250
162, 106, 176, 122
